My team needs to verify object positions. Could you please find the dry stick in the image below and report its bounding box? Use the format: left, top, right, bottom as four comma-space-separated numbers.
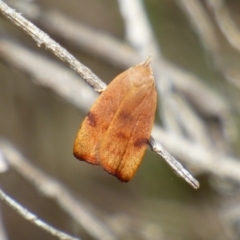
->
0, 1, 105, 92
0, 187, 79, 240
153, 126, 240, 184
149, 137, 199, 188
0, 1, 198, 189
0, 139, 117, 240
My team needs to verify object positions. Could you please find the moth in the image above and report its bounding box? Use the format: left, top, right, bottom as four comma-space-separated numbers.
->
73, 58, 156, 181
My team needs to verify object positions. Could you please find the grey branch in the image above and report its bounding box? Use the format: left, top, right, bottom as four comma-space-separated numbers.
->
0, 0, 106, 92
149, 137, 199, 189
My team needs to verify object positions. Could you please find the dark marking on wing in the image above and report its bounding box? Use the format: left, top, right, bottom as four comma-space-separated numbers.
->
134, 138, 148, 148
87, 112, 97, 127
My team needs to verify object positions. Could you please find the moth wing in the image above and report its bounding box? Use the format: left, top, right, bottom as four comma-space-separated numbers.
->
73, 68, 133, 164
99, 81, 157, 181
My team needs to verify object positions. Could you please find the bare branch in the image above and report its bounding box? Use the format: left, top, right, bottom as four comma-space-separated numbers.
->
153, 126, 240, 184
0, 188, 79, 240
149, 137, 199, 189
0, 0, 106, 92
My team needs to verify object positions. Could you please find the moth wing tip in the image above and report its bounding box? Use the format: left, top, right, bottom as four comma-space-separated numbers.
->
142, 55, 152, 67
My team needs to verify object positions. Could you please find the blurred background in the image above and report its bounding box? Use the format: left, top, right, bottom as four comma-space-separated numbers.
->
0, 0, 240, 239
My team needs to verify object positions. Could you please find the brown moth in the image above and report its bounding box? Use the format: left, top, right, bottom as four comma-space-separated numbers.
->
73, 58, 157, 181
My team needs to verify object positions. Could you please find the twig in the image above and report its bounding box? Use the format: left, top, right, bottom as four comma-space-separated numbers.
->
0, 187, 79, 240
0, 1, 199, 188
149, 137, 199, 189
0, 139, 117, 240
153, 126, 240, 184
0, 0, 106, 92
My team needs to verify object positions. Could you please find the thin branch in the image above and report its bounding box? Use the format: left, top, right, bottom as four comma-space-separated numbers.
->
153, 126, 240, 184
0, 138, 117, 240
0, 0, 106, 92
0, 1, 199, 188
0, 188, 79, 240
149, 137, 199, 189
